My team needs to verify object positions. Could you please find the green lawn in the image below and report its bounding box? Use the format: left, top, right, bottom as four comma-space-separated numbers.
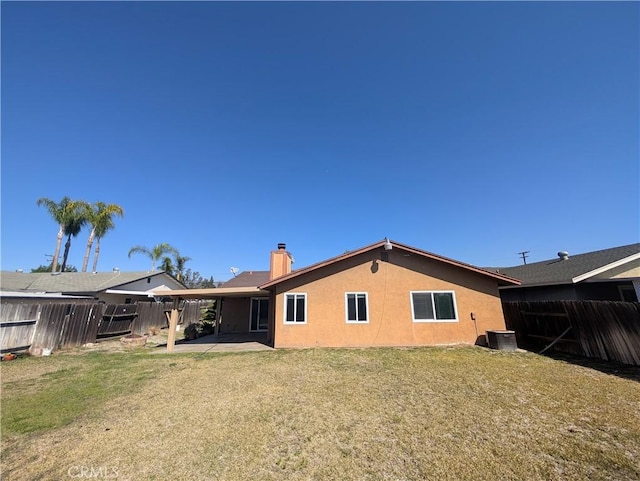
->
2, 347, 639, 480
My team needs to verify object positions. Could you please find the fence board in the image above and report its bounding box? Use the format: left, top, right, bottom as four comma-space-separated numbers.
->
133, 300, 211, 335
59, 304, 104, 349
30, 304, 71, 353
503, 300, 640, 365
1, 298, 221, 353
134, 302, 171, 335
97, 304, 137, 339
0, 319, 37, 352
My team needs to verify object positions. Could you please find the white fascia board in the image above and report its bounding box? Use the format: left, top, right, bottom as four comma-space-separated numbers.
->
104, 289, 155, 297
571, 253, 640, 284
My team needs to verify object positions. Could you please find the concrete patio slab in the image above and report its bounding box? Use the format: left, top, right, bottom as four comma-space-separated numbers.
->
153, 333, 273, 353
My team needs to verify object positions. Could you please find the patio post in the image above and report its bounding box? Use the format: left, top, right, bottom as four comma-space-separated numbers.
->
167, 296, 181, 352
214, 296, 222, 337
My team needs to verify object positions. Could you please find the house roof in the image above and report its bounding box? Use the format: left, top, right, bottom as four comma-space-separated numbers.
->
492, 243, 640, 286
0, 290, 93, 299
259, 239, 520, 289
221, 271, 270, 288
0, 271, 182, 295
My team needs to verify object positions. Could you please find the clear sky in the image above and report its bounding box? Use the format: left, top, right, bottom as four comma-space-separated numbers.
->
1, 1, 638, 282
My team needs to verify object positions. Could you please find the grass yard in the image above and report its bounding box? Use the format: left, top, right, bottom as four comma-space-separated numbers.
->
1, 346, 639, 481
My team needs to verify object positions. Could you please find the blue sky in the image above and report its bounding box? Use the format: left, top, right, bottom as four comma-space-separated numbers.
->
2, 1, 638, 281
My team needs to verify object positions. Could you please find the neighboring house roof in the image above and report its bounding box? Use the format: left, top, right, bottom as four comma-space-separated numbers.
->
0, 271, 184, 296
259, 239, 520, 289
492, 243, 640, 286
221, 271, 270, 288
0, 291, 93, 299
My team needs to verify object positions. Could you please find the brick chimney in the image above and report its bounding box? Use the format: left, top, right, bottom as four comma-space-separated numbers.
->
270, 243, 292, 280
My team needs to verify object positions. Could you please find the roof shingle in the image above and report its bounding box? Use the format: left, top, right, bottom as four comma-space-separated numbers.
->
493, 243, 640, 285
0, 271, 180, 294
220, 271, 270, 288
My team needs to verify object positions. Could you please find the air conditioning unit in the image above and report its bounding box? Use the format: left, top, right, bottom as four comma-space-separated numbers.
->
486, 330, 517, 351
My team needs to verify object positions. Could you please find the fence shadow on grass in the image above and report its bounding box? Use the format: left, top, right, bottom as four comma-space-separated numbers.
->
531, 345, 640, 384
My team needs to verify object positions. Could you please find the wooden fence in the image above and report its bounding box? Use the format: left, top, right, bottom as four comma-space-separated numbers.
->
0, 304, 40, 352
134, 300, 212, 335
502, 300, 640, 366
1, 300, 213, 354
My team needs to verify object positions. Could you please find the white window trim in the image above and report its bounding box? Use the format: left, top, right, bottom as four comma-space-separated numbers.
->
249, 297, 269, 332
283, 292, 307, 324
410, 290, 459, 323
345, 292, 370, 324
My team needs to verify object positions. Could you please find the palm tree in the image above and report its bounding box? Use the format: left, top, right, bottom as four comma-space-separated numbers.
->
37, 196, 72, 272
82, 202, 124, 272
158, 252, 191, 280
157, 251, 191, 280
59, 200, 90, 272
174, 254, 191, 281
37, 197, 88, 272
128, 243, 178, 271
157, 256, 172, 273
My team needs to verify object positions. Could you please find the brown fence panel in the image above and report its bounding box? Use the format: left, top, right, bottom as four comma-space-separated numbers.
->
503, 300, 640, 365
0, 320, 37, 352
0, 304, 40, 352
181, 300, 211, 327
134, 302, 171, 335
0, 303, 40, 323
30, 303, 72, 353
133, 300, 211, 335
97, 304, 137, 339
59, 304, 104, 349
564, 301, 640, 365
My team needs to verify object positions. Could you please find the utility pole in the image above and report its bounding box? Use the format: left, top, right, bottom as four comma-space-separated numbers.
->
45, 254, 61, 271
518, 251, 530, 265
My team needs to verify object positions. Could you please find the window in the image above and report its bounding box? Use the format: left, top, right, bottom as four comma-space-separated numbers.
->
346, 292, 369, 323
411, 291, 458, 322
284, 293, 306, 324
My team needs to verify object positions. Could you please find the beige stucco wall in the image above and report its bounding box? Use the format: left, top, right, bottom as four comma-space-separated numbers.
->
594, 259, 640, 279
272, 249, 507, 348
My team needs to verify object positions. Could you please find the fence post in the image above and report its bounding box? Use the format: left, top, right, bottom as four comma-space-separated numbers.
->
167, 297, 180, 352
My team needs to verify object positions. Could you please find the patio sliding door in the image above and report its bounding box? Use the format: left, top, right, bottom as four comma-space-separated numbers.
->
250, 298, 269, 332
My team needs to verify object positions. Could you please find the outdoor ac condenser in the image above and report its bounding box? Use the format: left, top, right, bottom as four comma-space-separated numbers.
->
486, 330, 517, 351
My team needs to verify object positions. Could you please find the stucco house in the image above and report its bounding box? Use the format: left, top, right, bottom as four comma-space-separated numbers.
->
157, 239, 520, 349
0, 270, 186, 304
494, 243, 640, 302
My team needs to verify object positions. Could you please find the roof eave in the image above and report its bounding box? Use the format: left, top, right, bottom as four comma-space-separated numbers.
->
571, 252, 640, 284
153, 286, 269, 299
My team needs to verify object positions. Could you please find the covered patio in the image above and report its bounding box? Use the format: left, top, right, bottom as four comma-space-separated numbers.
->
153, 286, 274, 352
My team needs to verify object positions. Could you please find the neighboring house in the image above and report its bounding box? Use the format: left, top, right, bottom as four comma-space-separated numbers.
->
0, 270, 186, 304
494, 243, 640, 302
157, 240, 520, 349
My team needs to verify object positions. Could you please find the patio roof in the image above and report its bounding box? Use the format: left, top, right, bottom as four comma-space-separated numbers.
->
154, 286, 271, 353
153, 286, 269, 299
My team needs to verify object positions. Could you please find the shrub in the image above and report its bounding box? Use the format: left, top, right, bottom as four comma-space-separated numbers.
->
184, 323, 201, 340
